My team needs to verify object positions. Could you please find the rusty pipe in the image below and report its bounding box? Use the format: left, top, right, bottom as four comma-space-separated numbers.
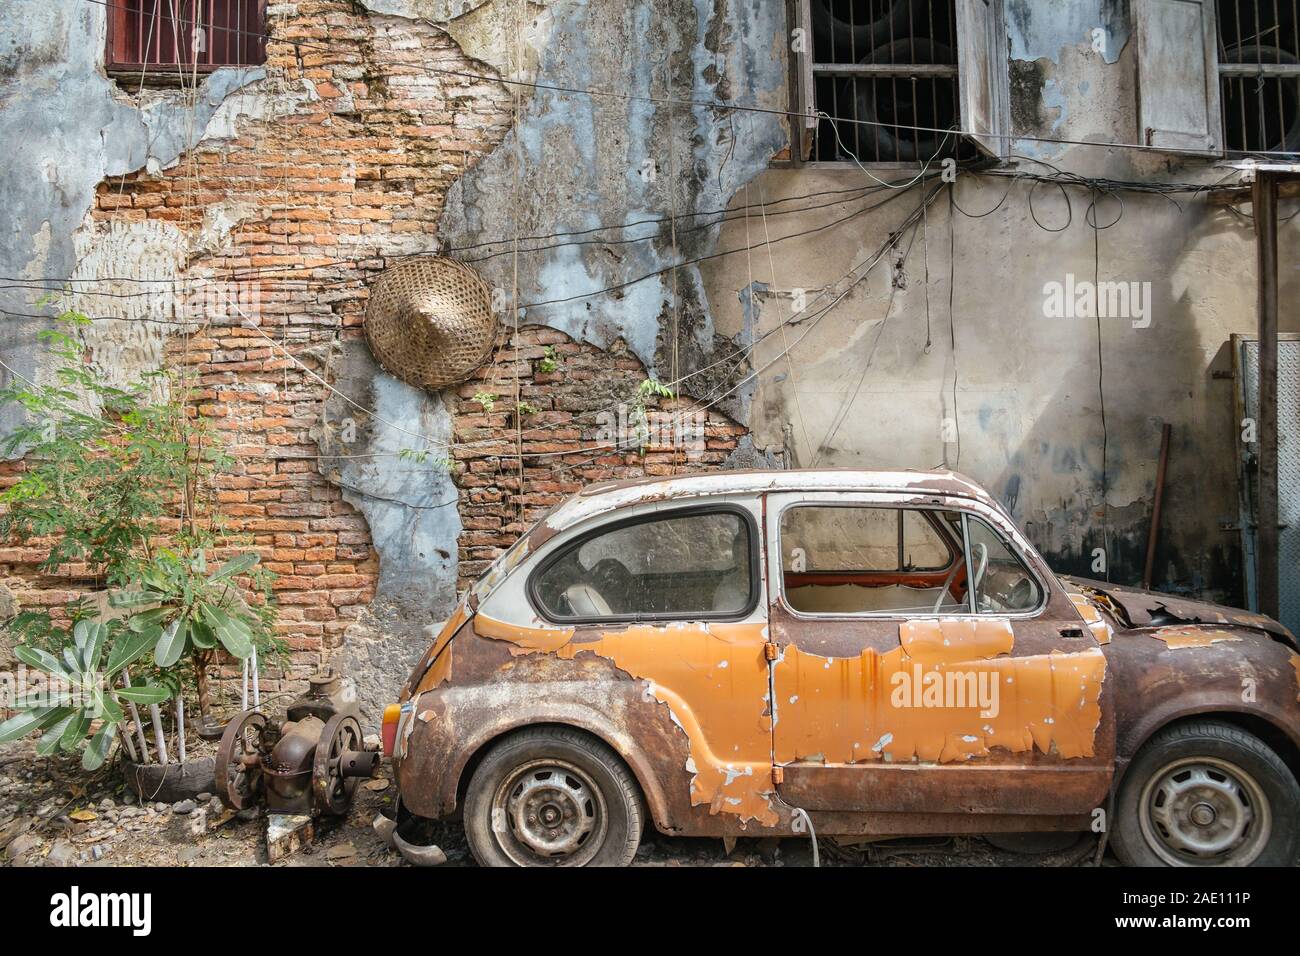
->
1142, 423, 1171, 591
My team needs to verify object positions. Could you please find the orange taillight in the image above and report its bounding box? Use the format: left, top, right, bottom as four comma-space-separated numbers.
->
381, 703, 402, 756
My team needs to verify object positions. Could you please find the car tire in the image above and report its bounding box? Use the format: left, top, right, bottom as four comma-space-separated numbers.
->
463, 726, 644, 867
1111, 719, 1300, 866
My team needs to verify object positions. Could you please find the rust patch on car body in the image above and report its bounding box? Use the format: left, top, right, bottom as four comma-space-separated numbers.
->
403, 599, 471, 700
1149, 627, 1245, 649
1290, 654, 1300, 700
1068, 592, 1113, 644
773, 618, 1107, 765
475, 614, 779, 825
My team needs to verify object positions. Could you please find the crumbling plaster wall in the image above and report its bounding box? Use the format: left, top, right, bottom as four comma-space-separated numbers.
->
0, 0, 264, 435
437, 0, 789, 412
0, 0, 790, 717
703, 0, 1300, 602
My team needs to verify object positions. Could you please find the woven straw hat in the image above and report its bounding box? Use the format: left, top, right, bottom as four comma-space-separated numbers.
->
363, 257, 498, 390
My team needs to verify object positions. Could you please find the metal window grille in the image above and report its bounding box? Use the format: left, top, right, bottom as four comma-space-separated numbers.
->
806, 0, 973, 163
106, 0, 267, 73
1217, 0, 1300, 154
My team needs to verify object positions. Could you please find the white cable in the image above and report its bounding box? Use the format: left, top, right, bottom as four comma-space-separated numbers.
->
790, 806, 820, 867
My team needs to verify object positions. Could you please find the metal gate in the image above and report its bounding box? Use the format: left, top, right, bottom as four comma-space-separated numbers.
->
1233, 333, 1300, 633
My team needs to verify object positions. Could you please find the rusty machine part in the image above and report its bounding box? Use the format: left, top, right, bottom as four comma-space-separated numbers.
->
215, 711, 267, 811
215, 674, 380, 817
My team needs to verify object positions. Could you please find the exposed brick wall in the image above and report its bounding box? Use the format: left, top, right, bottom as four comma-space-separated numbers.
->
1, 1, 514, 692
450, 325, 747, 591
1, 2, 752, 694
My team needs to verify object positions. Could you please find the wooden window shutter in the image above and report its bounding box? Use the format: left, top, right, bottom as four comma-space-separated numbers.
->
956, 0, 1010, 158
1135, 0, 1223, 153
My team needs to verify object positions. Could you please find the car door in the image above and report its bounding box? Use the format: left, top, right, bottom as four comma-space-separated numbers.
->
765, 490, 1115, 819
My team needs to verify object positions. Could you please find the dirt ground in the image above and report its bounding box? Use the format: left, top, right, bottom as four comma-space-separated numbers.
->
0, 739, 1110, 868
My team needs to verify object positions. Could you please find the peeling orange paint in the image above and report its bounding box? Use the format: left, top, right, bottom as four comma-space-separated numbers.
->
1068, 592, 1112, 644
413, 641, 454, 696
474, 613, 574, 653
1149, 627, 1244, 649
773, 619, 1107, 765
404, 600, 471, 701
1290, 655, 1300, 702
478, 615, 778, 826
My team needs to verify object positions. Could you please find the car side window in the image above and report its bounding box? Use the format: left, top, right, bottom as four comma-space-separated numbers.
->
781, 506, 963, 615
531, 509, 754, 621
964, 516, 1042, 613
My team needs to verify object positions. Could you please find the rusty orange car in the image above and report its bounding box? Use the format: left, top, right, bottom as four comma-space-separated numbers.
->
385, 469, 1300, 867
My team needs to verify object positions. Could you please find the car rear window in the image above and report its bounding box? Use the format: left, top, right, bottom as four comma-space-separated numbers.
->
530, 508, 756, 621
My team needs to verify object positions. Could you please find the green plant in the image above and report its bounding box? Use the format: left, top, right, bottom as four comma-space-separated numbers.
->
398, 447, 450, 469
472, 390, 497, 413
0, 619, 170, 770
538, 346, 559, 374
629, 377, 675, 452
637, 377, 675, 402
516, 400, 541, 417
0, 311, 279, 768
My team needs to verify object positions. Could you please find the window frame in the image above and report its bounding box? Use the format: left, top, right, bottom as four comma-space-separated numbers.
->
1213, 0, 1300, 156
786, 0, 1009, 167
774, 498, 1048, 621
526, 503, 763, 626
105, 0, 269, 77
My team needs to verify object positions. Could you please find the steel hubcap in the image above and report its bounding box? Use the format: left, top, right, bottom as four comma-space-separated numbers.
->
494, 759, 605, 865
1139, 756, 1270, 866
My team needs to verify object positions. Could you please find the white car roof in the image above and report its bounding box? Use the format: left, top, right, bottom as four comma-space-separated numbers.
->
537, 468, 996, 539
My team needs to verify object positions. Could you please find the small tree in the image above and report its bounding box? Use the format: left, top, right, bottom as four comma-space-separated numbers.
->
0, 312, 278, 768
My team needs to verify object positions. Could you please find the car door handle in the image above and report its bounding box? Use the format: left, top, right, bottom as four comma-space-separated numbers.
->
1059, 626, 1086, 638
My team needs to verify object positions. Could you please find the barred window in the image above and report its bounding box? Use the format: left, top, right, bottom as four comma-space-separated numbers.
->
792, 0, 1008, 164
1217, 0, 1300, 154
107, 1, 267, 75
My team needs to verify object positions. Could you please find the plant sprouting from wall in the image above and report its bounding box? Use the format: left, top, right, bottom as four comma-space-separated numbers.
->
630, 377, 675, 452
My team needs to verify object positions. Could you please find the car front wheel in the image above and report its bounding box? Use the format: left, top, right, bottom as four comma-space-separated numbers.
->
1112, 719, 1300, 866
463, 726, 644, 867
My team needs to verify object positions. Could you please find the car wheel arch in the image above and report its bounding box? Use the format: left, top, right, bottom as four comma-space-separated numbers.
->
450, 717, 676, 833
1116, 705, 1300, 791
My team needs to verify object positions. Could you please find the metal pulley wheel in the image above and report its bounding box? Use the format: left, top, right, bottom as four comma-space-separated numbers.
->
312, 711, 370, 816
216, 710, 267, 811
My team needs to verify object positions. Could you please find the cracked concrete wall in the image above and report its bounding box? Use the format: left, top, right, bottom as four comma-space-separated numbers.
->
438, 0, 788, 411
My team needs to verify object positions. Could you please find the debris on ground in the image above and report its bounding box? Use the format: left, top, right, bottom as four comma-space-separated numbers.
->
0, 740, 1115, 868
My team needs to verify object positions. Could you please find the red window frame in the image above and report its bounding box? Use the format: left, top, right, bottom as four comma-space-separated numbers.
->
106, 0, 268, 74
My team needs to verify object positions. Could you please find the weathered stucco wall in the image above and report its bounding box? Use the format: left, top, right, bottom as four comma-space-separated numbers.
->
701, 0, 1300, 603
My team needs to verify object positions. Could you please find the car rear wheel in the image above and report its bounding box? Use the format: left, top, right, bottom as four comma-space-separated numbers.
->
1112, 719, 1300, 866
463, 726, 644, 867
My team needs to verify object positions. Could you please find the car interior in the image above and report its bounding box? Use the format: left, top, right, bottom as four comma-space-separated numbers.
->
530, 503, 1041, 621
781, 505, 1041, 615
533, 510, 753, 619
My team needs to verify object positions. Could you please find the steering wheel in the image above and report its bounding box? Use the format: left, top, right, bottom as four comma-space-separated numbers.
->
931, 542, 989, 613
932, 563, 961, 613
